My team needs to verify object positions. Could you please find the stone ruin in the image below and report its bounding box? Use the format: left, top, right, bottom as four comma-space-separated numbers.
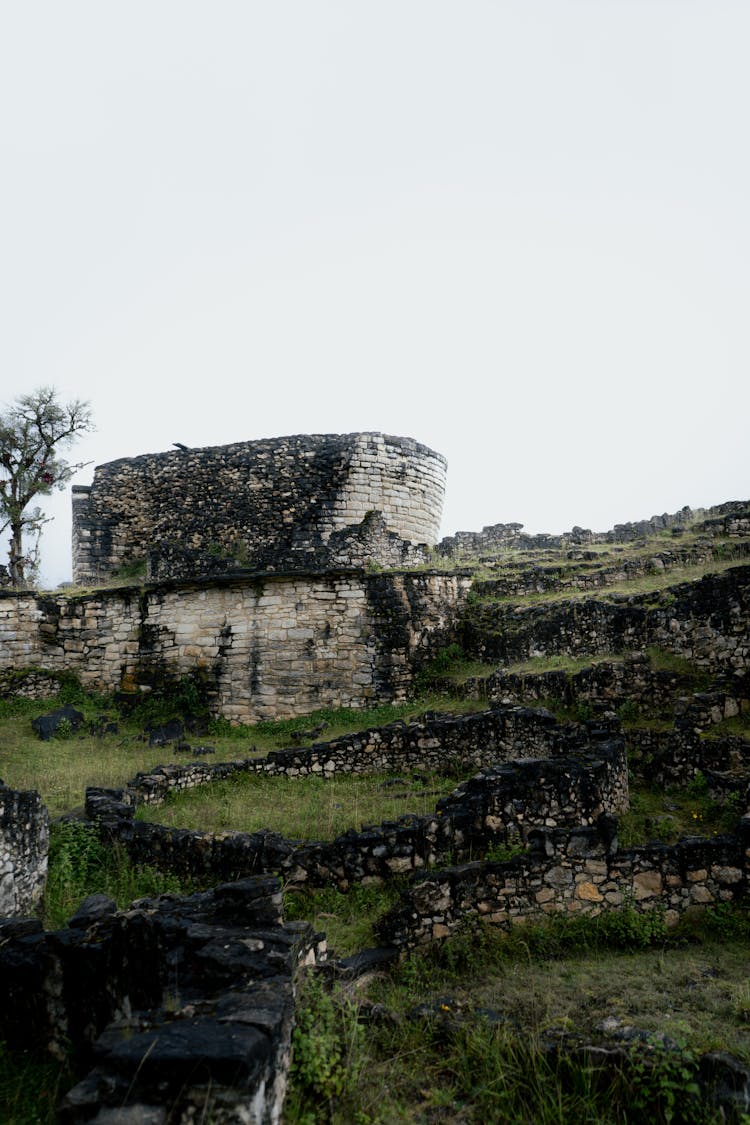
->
0, 876, 324, 1123
0, 457, 749, 1117
0, 783, 48, 917
72, 432, 447, 584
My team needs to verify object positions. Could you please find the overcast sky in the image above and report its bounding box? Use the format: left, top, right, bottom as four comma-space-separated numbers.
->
1, 1, 748, 587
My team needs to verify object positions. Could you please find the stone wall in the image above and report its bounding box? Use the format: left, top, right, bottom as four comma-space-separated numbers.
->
0, 570, 470, 723
0, 667, 62, 700
438, 502, 750, 561
438, 504, 703, 558
0, 878, 324, 1123
84, 716, 628, 890
460, 654, 750, 730
462, 654, 686, 718
626, 728, 750, 789
104, 706, 624, 806
0, 784, 49, 916
377, 815, 750, 950
468, 541, 750, 600
463, 566, 750, 676
72, 432, 447, 583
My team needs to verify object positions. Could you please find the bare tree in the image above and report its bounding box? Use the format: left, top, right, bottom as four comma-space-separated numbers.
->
0, 387, 94, 586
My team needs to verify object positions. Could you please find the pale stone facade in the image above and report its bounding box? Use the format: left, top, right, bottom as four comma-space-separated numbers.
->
0, 571, 470, 723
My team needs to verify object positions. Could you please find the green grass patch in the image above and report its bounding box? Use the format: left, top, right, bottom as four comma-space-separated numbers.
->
502, 653, 623, 676
286, 909, 750, 1123
285, 880, 407, 957
136, 769, 465, 840
44, 820, 192, 930
466, 557, 747, 613
209, 693, 482, 748
0, 687, 478, 817
617, 781, 743, 848
702, 712, 750, 741
0, 1043, 74, 1125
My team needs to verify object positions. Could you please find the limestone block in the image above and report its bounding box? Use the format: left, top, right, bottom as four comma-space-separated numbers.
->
575, 882, 603, 902
632, 870, 662, 899
711, 865, 743, 883
690, 884, 714, 904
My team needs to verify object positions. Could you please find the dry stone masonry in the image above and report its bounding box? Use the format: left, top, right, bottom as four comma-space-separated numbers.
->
377, 816, 750, 950
72, 432, 447, 583
438, 500, 749, 559
83, 709, 628, 890
0, 784, 49, 916
0, 570, 470, 722
463, 566, 750, 676
0, 877, 324, 1123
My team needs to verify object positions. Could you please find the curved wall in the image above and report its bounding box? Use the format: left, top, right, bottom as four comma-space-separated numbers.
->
72, 432, 446, 583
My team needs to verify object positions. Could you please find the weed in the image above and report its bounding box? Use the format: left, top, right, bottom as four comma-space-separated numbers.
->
702, 900, 750, 941
44, 821, 189, 930
111, 557, 147, 582
484, 841, 525, 863
626, 1041, 703, 1124
687, 770, 709, 798
0, 1041, 74, 1125
617, 699, 641, 723
53, 717, 74, 740
287, 975, 366, 1122
127, 672, 210, 728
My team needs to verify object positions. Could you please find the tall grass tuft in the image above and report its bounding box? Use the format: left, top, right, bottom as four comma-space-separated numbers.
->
44, 821, 189, 930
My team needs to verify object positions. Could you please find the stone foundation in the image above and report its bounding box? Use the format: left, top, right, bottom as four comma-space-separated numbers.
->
0, 878, 324, 1123
84, 713, 628, 891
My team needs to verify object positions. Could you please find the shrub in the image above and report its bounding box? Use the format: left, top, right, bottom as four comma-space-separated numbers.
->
288, 975, 365, 1121
617, 699, 641, 723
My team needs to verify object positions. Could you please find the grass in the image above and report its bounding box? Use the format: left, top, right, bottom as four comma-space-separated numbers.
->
44, 819, 192, 930
285, 880, 408, 957
286, 909, 750, 1123
0, 1044, 74, 1125
618, 780, 744, 847
238, 693, 483, 747
0, 690, 480, 818
703, 712, 750, 741
136, 769, 466, 840
502, 653, 624, 676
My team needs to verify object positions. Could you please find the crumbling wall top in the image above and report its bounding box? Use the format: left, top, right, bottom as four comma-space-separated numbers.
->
72, 431, 447, 584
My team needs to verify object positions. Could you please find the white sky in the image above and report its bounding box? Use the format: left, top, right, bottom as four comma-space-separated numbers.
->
1, 1, 748, 587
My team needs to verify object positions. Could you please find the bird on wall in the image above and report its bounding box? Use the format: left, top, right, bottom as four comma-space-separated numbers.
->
173, 443, 189, 450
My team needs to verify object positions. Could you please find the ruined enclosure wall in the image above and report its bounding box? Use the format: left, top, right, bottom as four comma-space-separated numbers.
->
438, 503, 703, 557
467, 541, 750, 600
461, 655, 750, 729
72, 432, 447, 583
86, 735, 627, 888
0, 785, 49, 916
0, 571, 470, 723
121, 707, 624, 807
626, 728, 750, 788
463, 566, 750, 675
0, 878, 323, 1123
378, 818, 750, 950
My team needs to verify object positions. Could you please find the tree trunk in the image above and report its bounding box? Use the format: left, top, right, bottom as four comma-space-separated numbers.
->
8, 521, 26, 586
